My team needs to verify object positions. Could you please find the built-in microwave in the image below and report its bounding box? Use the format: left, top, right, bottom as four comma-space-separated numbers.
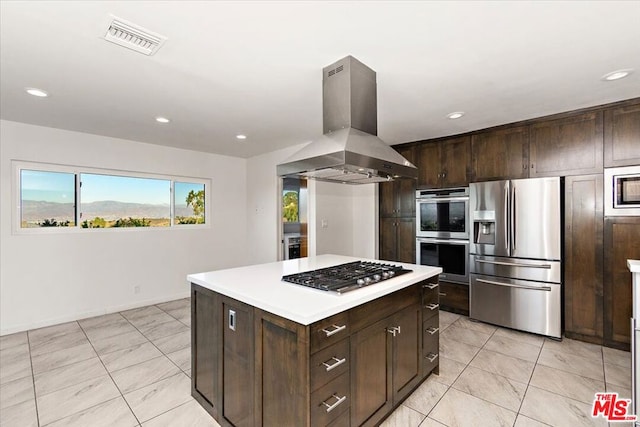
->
416, 187, 469, 239
605, 166, 640, 217
416, 237, 469, 284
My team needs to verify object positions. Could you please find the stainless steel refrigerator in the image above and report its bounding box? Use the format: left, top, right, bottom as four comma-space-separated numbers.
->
469, 177, 562, 338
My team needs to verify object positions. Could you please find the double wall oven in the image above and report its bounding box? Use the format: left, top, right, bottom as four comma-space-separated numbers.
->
415, 187, 470, 284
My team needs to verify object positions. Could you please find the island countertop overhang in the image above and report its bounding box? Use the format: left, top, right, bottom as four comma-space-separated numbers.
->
187, 254, 442, 325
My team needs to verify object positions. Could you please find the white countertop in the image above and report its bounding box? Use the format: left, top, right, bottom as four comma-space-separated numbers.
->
628, 259, 640, 273
187, 254, 442, 325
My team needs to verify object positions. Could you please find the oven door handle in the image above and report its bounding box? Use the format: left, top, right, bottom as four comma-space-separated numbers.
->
417, 196, 469, 203
417, 238, 469, 245
476, 278, 551, 292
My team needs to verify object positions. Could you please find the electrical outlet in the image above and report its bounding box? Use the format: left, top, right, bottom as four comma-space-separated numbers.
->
134, 285, 140, 294
321, 219, 328, 228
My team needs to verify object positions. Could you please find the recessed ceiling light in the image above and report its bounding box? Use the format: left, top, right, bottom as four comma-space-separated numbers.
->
447, 112, 465, 119
602, 69, 633, 81
25, 87, 49, 97
236, 134, 247, 140
155, 116, 170, 123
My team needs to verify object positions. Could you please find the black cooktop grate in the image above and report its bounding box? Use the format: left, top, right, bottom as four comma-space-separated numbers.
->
281, 261, 412, 294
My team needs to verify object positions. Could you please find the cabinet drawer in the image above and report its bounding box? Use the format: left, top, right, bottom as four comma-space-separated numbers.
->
311, 312, 350, 354
422, 286, 440, 321
325, 408, 349, 427
310, 371, 350, 427
423, 315, 440, 375
310, 338, 350, 392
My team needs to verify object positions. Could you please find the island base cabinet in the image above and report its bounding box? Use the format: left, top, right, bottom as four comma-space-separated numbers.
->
191, 279, 439, 427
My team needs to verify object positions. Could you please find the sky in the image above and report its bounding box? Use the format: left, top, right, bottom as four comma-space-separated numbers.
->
21, 170, 204, 206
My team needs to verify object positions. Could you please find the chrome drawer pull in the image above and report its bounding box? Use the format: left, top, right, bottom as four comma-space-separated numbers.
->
425, 303, 439, 310
422, 283, 438, 290
425, 327, 439, 335
322, 394, 347, 413
321, 324, 346, 337
386, 326, 401, 337
425, 353, 439, 363
322, 357, 346, 372
476, 278, 551, 292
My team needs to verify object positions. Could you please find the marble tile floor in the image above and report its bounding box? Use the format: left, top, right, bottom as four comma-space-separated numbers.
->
0, 302, 631, 427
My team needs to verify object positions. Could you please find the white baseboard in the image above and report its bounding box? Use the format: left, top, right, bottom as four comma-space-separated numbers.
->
0, 291, 191, 336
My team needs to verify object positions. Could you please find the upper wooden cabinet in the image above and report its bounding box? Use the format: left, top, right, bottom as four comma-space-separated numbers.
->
604, 102, 640, 167
529, 111, 604, 177
471, 126, 529, 181
379, 145, 416, 218
417, 136, 471, 188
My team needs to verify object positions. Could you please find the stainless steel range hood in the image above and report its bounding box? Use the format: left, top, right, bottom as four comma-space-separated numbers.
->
277, 56, 417, 184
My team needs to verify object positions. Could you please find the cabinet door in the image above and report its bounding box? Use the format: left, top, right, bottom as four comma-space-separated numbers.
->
379, 217, 397, 262
395, 145, 417, 217
397, 178, 416, 218
604, 217, 640, 350
392, 305, 422, 404
379, 181, 397, 217
441, 136, 471, 187
350, 316, 392, 427
396, 218, 415, 264
438, 281, 469, 316
222, 299, 254, 427
192, 286, 219, 415
564, 174, 604, 342
472, 127, 529, 181
417, 142, 441, 189
604, 102, 640, 167
529, 111, 604, 177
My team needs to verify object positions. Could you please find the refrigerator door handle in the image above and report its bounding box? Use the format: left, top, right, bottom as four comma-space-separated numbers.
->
504, 182, 510, 253
475, 259, 552, 269
476, 278, 552, 292
511, 183, 516, 253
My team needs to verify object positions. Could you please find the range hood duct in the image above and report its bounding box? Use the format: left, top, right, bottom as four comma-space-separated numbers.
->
277, 56, 417, 184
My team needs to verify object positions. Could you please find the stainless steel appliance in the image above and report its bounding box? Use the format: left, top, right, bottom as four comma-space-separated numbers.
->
629, 260, 640, 426
277, 56, 417, 184
469, 177, 562, 338
284, 234, 302, 260
281, 261, 412, 294
416, 187, 470, 284
605, 165, 640, 217
416, 238, 469, 284
416, 187, 469, 239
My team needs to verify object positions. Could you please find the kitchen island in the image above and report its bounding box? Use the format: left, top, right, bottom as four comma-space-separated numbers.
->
188, 254, 442, 427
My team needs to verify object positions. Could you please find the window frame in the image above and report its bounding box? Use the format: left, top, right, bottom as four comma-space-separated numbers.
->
12, 160, 211, 234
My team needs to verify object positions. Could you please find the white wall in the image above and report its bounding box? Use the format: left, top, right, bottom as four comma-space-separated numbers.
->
245, 144, 305, 265
314, 181, 377, 259
0, 120, 248, 334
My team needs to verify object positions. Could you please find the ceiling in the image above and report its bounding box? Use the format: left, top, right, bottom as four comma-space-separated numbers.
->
1, 1, 639, 159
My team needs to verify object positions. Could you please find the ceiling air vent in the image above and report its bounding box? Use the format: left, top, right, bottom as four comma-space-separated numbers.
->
103, 16, 166, 56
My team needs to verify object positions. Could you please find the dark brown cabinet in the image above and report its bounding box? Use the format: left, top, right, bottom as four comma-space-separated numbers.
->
438, 281, 469, 316
379, 145, 416, 263
192, 278, 439, 427
417, 137, 471, 188
379, 217, 414, 263
529, 111, 604, 177
564, 174, 604, 343
379, 145, 416, 218
604, 217, 640, 350
471, 126, 529, 181
604, 102, 640, 167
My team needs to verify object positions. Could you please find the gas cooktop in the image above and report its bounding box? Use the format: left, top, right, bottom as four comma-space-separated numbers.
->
281, 261, 412, 294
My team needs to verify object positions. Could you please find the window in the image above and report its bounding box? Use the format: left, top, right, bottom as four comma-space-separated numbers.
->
15, 162, 208, 231
174, 182, 205, 225
20, 170, 76, 228
80, 174, 170, 228
282, 190, 299, 222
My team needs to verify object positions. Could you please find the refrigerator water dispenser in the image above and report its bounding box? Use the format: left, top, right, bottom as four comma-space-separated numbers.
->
473, 210, 495, 245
